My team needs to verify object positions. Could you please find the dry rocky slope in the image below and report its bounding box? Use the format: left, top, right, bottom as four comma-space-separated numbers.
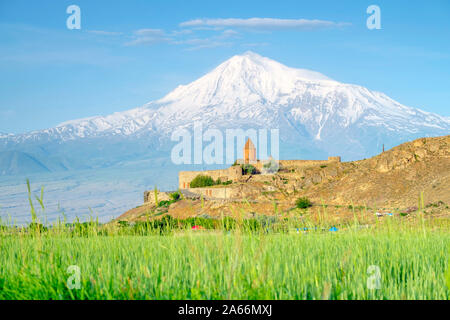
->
118, 135, 449, 222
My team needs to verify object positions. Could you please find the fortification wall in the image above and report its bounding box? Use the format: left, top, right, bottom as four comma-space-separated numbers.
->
179, 166, 242, 189
186, 186, 242, 199
279, 157, 341, 168
187, 187, 229, 199
178, 157, 341, 189
328, 156, 342, 162
279, 160, 328, 168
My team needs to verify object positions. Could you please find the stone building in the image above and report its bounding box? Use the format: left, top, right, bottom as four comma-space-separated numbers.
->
143, 138, 342, 202
178, 138, 258, 189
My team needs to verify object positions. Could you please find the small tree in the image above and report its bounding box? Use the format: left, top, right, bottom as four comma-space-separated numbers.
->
190, 175, 216, 188
296, 197, 312, 209
169, 191, 181, 202
242, 164, 256, 175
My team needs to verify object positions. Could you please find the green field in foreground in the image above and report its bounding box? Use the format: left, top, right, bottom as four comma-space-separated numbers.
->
1, 220, 449, 300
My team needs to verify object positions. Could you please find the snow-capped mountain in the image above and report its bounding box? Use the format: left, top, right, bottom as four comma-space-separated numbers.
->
1, 51, 449, 170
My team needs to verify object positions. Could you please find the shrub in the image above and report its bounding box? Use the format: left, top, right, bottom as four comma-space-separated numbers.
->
118, 221, 129, 227
296, 197, 313, 209
169, 191, 181, 201
242, 164, 256, 175
28, 223, 48, 233
190, 175, 216, 188
263, 159, 279, 174
158, 200, 172, 208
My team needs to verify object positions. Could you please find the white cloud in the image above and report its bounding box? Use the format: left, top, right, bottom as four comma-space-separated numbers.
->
180, 17, 350, 30
126, 27, 238, 49
173, 38, 231, 51
170, 29, 238, 50
242, 42, 270, 48
171, 29, 194, 36
220, 29, 239, 38
88, 30, 123, 36
125, 29, 172, 46
125, 36, 172, 46
133, 29, 166, 36
126, 16, 350, 49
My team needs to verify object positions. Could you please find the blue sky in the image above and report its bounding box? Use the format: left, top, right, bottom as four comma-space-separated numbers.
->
0, 0, 449, 133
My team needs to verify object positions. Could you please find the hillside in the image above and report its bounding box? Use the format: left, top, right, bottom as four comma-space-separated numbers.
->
260, 135, 450, 208
118, 135, 450, 222
0, 151, 50, 176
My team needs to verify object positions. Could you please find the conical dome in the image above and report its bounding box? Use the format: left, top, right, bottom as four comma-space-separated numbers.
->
244, 138, 256, 163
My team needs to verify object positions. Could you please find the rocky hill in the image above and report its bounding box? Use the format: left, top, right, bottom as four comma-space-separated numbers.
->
118, 135, 449, 222
268, 135, 450, 208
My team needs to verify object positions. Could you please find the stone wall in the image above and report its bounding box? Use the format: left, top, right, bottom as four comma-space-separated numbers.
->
328, 156, 342, 162
279, 160, 329, 168
186, 187, 233, 199
279, 157, 341, 168
177, 157, 341, 191
186, 185, 244, 200
143, 187, 240, 203
179, 166, 242, 189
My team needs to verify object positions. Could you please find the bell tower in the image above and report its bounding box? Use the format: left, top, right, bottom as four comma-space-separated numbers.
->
244, 138, 256, 164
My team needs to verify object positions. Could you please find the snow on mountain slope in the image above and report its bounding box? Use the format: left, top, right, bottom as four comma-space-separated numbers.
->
150, 51, 449, 148
5, 107, 157, 144
158, 51, 334, 108
1, 52, 449, 160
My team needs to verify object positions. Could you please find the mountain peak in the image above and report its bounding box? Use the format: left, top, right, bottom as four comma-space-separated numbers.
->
158, 52, 333, 106
222, 51, 332, 81
228, 51, 265, 63
241, 50, 262, 57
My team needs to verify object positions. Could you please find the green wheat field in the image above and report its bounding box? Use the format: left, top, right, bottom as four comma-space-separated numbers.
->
1, 214, 449, 300
0, 182, 448, 300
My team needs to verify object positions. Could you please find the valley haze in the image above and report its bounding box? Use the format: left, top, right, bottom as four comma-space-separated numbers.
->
1, 52, 449, 223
